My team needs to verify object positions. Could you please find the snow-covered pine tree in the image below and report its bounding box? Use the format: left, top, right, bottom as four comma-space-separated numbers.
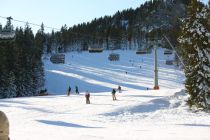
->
178, 0, 210, 109
32, 60, 45, 95
0, 71, 17, 98
4, 72, 17, 98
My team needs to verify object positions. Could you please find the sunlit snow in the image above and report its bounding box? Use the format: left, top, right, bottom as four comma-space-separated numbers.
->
1, 48, 210, 140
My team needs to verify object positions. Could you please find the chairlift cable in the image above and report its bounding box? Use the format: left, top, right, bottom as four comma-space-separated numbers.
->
0, 15, 60, 31
0, 15, 126, 45
163, 35, 186, 68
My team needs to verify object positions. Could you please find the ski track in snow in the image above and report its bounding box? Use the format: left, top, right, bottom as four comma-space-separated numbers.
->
1, 49, 210, 140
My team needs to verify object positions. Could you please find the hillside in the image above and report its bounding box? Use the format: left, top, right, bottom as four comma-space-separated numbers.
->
46, 0, 190, 53
44, 48, 183, 94
1, 48, 210, 140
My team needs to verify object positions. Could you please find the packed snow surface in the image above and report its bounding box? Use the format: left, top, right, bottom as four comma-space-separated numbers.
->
1, 48, 210, 140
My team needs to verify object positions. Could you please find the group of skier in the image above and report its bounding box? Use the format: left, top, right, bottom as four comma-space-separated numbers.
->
67, 86, 79, 96
67, 85, 122, 104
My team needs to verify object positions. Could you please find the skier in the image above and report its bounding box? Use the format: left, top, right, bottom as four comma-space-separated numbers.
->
85, 91, 90, 104
111, 88, 117, 101
67, 86, 71, 96
0, 111, 10, 140
75, 86, 79, 94
118, 85, 122, 93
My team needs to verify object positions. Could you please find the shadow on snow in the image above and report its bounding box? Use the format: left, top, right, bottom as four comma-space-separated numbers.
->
177, 124, 210, 127
37, 120, 104, 128
101, 98, 170, 116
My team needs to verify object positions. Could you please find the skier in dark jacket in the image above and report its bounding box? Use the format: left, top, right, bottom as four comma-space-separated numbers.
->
75, 86, 79, 94
111, 88, 117, 100
67, 86, 71, 96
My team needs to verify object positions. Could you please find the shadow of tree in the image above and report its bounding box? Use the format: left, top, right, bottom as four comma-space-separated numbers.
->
0, 100, 30, 105
177, 124, 210, 127
102, 98, 170, 116
37, 120, 104, 128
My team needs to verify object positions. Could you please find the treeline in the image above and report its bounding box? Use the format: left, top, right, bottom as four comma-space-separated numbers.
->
0, 24, 45, 98
44, 0, 190, 53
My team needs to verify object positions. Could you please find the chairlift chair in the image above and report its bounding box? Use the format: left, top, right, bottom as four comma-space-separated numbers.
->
136, 50, 148, 54
88, 47, 103, 53
88, 43, 103, 53
0, 31, 15, 41
108, 53, 120, 61
136, 42, 150, 54
50, 45, 65, 64
164, 49, 173, 65
164, 49, 173, 55
136, 47, 148, 54
50, 53, 65, 64
0, 17, 15, 42
165, 55, 173, 65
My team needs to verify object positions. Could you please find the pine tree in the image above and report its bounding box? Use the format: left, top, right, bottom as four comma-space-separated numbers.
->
0, 22, 17, 98
35, 23, 45, 55
4, 72, 17, 98
178, 0, 210, 109
0, 21, 46, 98
24, 24, 37, 96
61, 24, 69, 52
33, 25, 45, 94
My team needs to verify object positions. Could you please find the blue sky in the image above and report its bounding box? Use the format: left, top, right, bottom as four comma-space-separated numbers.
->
0, 0, 208, 33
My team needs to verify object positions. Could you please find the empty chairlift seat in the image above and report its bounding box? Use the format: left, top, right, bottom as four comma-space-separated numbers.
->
108, 53, 120, 61
88, 47, 103, 53
50, 54, 65, 64
136, 47, 149, 54
164, 50, 173, 55
136, 50, 148, 54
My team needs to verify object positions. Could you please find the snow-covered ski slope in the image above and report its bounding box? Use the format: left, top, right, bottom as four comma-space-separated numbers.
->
1, 48, 210, 140
45, 48, 184, 94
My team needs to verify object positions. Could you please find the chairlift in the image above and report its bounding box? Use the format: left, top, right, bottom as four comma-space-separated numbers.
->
0, 31, 15, 41
0, 17, 15, 42
88, 42, 103, 53
136, 41, 151, 54
88, 47, 103, 53
50, 53, 65, 64
164, 49, 173, 55
136, 50, 148, 54
165, 55, 173, 65
136, 47, 149, 54
164, 49, 173, 65
50, 45, 65, 64
108, 53, 120, 61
